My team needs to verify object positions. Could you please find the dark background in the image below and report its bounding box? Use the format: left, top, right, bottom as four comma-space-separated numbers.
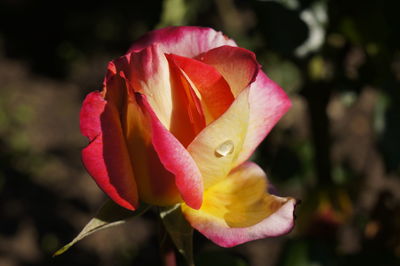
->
1, 0, 400, 265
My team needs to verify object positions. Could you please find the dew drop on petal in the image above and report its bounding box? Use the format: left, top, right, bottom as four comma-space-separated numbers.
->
215, 140, 234, 158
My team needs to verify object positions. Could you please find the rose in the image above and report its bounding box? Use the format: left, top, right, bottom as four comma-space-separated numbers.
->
80, 26, 296, 247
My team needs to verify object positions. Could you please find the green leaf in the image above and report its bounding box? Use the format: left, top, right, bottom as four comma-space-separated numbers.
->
160, 204, 194, 266
53, 200, 150, 257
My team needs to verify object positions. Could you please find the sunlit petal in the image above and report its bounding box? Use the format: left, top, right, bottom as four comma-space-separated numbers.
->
187, 88, 249, 190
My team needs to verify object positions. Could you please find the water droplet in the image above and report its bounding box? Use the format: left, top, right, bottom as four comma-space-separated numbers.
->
215, 140, 234, 158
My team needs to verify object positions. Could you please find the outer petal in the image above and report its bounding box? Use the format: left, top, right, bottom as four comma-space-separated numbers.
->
187, 88, 249, 190
198, 46, 259, 96
181, 162, 296, 247
136, 93, 203, 210
129, 26, 237, 58
236, 71, 292, 165
166, 53, 234, 122
80, 91, 138, 210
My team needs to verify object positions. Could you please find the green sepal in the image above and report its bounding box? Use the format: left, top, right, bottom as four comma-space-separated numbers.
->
53, 200, 150, 257
159, 204, 194, 266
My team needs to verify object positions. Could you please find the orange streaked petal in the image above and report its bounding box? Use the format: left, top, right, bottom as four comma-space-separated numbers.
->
166, 55, 206, 146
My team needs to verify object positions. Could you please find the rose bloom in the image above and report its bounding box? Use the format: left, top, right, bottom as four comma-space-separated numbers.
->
80, 26, 296, 247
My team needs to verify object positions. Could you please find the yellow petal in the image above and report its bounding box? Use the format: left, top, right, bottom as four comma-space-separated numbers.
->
181, 162, 296, 247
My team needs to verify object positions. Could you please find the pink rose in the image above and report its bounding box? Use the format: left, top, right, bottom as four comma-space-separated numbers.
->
80, 26, 295, 247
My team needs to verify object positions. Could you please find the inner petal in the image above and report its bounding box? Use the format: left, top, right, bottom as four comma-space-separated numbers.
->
112, 45, 207, 148
166, 55, 207, 147
166, 53, 235, 124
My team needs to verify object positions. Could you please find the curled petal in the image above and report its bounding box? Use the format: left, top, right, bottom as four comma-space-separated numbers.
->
80, 91, 138, 210
182, 162, 296, 247
198, 46, 259, 96
136, 94, 204, 210
236, 71, 292, 165
129, 26, 237, 58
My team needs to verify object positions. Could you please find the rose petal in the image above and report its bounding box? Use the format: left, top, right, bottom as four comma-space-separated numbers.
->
182, 162, 296, 247
129, 26, 237, 58
80, 90, 138, 210
166, 55, 206, 146
236, 71, 292, 165
187, 88, 249, 190
166, 53, 234, 123
198, 46, 259, 96
136, 93, 204, 210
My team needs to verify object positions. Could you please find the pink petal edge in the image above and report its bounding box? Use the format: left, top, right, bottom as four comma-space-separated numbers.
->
200, 197, 297, 247
236, 71, 292, 165
129, 26, 237, 58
